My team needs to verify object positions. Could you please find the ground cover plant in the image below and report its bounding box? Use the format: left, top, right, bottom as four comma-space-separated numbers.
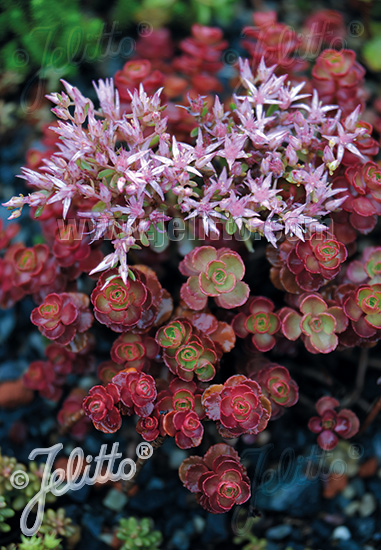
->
1, 2, 381, 549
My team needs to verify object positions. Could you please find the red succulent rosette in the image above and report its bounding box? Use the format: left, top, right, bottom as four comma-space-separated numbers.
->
23, 360, 50, 393
344, 158, 381, 202
112, 369, 157, 417
346, 247, 381, 285
242, 12, 306, 73
97, 360, 124, 384
45, 343, 74, 376
0, 219, 19, 250
174, 24, 227, 79
5, 243, 57, 293
361, 162, 381, 202
312, 49, 365, 116
30, 292, 93, 345
266, 236, 300, 294
0, 257, 26, 308
327, 284, 366, 348
232, 296, 280, 352
156, 377, 205, 418
58, 389, 91, 439
180, 246, 250, 310
136, 408, 164, 442
111, 333, 158, 371
302, 10, 346, 51
285, 232, 347, 293
91, 268, 148, 332
91, 266, 163, 333
23, 360, 63, 401
157, 377, 205, 448
156, 318, 193, 349
281, 293, 348, 353
135, 28, 173, 61
156, 318, 218, 382
115, 59, 165, 102
331, 162, 381, 236
163, 410, 204, 449
83, 383, 121, 434
343, 284, 381, 338
255, 365, 299, 419
52, 224, 103, 279
313, 49, 358, 80
176, 308, 236, 354
202, 374, 271, 438
179, 443, 251, 513
3, 243, 38, 282
308, 396, 360, 451
22, 344, 76, 402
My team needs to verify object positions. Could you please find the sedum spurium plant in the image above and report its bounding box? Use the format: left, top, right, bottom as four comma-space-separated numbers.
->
4, 14, 381, 519
308, 396, 360, 451
115, 516, 162, 550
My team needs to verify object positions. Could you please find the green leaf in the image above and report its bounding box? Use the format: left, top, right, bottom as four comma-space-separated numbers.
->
243, 237, 254, 253
92, 201, 107, 212
98, 169, 115, 178
32, 235, 45, 245
34, 205, 44, 218
79, 159, 92, 170
147, 222, 169, 252
266, 104, 278, 116
225, 218, 237, 235
140, 232, 150, 247
149, 134, 160, 147
362, 37, 381, 71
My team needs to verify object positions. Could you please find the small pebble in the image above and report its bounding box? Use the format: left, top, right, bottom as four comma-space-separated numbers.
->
359, 457, 378, 478
338, 541, 361, 550
359, 493, 377, 517
193, 515, 206, 535
169, 448, 187, 469
342, 484, 356, 500
78, 376, 97, 390
82, 512, 103, 537
322, 513, 345, 526
171, 529, 189, 550
102, 488, 128, 511
347, 460, 360, 477
266, 524, 292, 540
98, 533, 114, 546
332, 526, 351, 541
147, 477, 165, 490
351, 478, 365, 497
323, 474, 348, 499
344, 501, 360, 517
256, 430, 271, 445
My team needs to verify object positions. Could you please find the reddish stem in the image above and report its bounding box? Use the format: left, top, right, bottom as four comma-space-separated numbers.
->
358, 397, 381, 436
59, 408, 85, 434
122, 436, 166, 494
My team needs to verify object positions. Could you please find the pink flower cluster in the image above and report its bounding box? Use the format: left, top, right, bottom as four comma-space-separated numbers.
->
4, 56, 366, 285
